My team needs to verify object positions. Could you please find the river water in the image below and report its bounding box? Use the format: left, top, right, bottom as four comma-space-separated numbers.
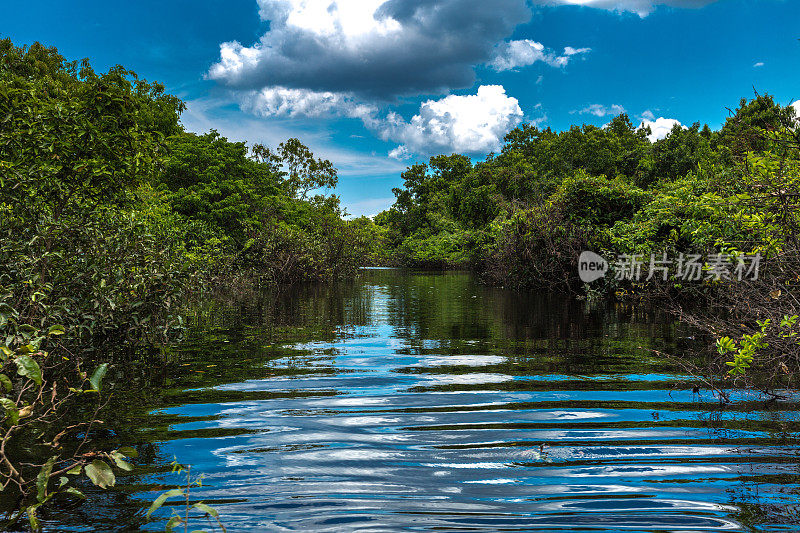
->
55, 269, 800, 532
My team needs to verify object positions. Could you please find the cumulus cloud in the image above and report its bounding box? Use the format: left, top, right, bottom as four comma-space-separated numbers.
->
379, 85, 523, 155
241, 87, 377, 119
388, 145, 412, 160
532, 0, 718, 17
577, 103, 625, 117
639, 114, 684, 141
489, 40, 590, 71
238, 82, 526, 157
791, 100, 799, 119
209, 0, 531, 99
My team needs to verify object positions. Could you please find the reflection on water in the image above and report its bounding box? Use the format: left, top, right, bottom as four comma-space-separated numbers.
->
52, 269, 800, 531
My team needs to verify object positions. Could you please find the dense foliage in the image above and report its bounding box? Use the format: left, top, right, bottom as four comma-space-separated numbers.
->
377, 92, 800, 395
0, 39, 378, 529
2, 34, 799, 529
158, 131, 381, 283
376, 96, 798, 282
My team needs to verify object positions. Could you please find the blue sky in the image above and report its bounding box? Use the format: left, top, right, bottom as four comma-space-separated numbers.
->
4, 0, 799, 216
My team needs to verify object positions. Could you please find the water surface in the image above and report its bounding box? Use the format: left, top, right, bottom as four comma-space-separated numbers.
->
60, 269, 800, 531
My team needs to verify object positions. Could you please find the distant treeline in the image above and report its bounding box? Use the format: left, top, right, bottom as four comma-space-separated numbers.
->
375, 94, 798, 289
376, 92, 800, 400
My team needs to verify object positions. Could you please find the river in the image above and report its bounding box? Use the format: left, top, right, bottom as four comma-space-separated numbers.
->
51, 268, 800, 532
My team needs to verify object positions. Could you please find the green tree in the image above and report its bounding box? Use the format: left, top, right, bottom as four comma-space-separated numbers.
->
254, 138, 338, 200
717, 93, 796, 158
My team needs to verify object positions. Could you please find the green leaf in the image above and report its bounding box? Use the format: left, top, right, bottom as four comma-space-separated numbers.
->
66, 464, 82, 475
0, 398, 18, 426
85, 459, 115, 489
146, 488, 184, 518
88, 363, 108, 392
63, 487, 86, 499
0, 374, 12, 392
36, 457, 55, 502
27, 503, 40, 532
192, 502, 219, 518
117, 446, 139, 458
15, 355, 42, 386
111, 452, 133, 472
47, 324, 65, 336
165, 516, 183, 533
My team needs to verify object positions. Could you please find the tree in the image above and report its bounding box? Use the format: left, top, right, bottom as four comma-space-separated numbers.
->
160, 130, 280, 247
0, 40, 183, 221
638, 122, 713, 186
254, 138, 338, 200
718, 93, 796, 157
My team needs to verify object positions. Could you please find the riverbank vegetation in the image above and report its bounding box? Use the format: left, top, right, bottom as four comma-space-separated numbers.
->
0, 39, 379, 529
376, 94, 800, 398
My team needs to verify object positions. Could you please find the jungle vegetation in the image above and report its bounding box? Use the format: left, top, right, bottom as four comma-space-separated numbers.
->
2, 36, 800, 529
0, 39, 381, 529
376, 95, 798, 279
376, 91, 800, 402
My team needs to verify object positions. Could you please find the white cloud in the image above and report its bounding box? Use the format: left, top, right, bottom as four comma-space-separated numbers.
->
235, 83, 529, 157
564, 46, 592, 56
578, 103, 626, 117
208, 0, 531, 99
791, 100, 799, 119
265, 0, 402, 38
753, 62, 765, 68
639, 115, 685, 141
533, 0, 718, 17
241, 87, 377, 119
388, 145, 412, 160
489, 39, 590, 71
377, 85, 524, 155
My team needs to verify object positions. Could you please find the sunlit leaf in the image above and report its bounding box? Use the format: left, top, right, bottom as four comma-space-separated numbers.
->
111, 452, 133, 472
146, 488, 184, 518
36, 457, 55, 502
0, 398, 19, 426
15, 355, 42, 385
88, 363, 108, 392
63, 487, 86, 499
117, 446, 139, 458
192, 502, 219, 518
165, 516, 183, 533
46, 324, 65, 336
85, 460, 115, 489
27, 503, 40, 531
